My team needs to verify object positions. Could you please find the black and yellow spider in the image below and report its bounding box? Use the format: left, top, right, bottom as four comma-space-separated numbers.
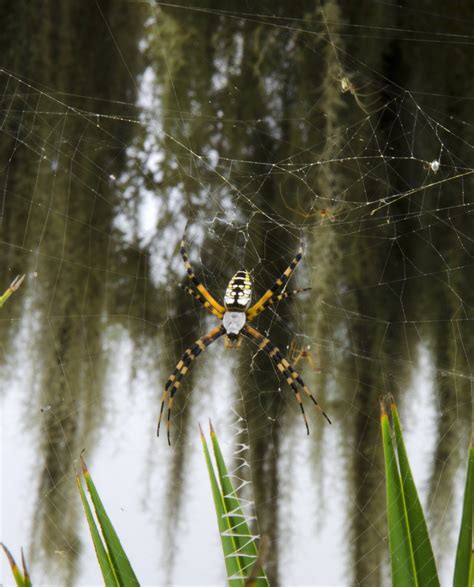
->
157, 231, 331, 444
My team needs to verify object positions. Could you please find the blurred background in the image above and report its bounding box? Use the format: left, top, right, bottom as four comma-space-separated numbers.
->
0, 1, 472, 585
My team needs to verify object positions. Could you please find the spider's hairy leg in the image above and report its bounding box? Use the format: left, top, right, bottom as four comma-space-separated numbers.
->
178, 283, 223, 319
180, 233, 225, 315
279, 354, 331, 424
242, 325, 331, 432
157, 325, 225, 445
243, 325, 310, 434
246, 287, 311, 321
247, 244, 304, 321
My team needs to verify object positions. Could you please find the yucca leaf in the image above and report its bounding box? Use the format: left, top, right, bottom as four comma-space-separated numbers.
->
453, 440, 473, 587
380, 400, 418, 587
76, 474, 119, 586
20, 549, 31, 587
1, 543, 26, 587
200, 425, 245, 586
390, 399, 440, 586
209, 421, 268, 586
80, 456, 140, 586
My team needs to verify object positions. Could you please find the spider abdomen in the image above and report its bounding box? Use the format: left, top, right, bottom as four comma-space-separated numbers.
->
224, 270, 252, 310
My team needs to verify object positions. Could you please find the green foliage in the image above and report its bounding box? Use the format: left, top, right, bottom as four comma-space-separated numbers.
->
2, 403, 471, 586
380, 399, 420, 586
453, 440, 473, 587
201, 422, 269, 587
77, 455, 140, 586
381, 395, 472, 587
0, 543, 31, 587
76, 470, 119, 586
209, 421, 260, 569
390, 399, 440, 586
3, 434, 269, 587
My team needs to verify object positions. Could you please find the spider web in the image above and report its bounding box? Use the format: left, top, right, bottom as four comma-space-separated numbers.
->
0, 2, 472, 586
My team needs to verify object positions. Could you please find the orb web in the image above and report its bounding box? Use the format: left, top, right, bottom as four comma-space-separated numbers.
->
0, 2, 472, 585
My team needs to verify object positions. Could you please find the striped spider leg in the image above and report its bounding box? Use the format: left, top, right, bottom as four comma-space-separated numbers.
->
246, 244, 304, 321
245, 287, 311, 321
178, 283, 224, 319
242, 324, 331, 434
244, 246, 330, 432
158, 232, 225, 444
158, 324, 226, 445
179, 232, 225, 317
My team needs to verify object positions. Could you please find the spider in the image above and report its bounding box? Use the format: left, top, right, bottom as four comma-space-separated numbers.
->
288, 338, 321, 373
157, 230, 331, 445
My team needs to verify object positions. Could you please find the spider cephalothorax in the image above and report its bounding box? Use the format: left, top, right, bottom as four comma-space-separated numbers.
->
158, 229, 331, 445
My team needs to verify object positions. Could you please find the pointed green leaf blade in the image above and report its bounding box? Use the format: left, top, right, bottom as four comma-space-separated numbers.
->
200, 426, 245, 586
453, 440, 473, 587
76, 474, 119, 587
20, 549, 32, 587
390, 400, 440, 586
209, 422, 268, 586
1, 543, 26, 587
380, 400, 418, 587
80, 457, 140, 586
